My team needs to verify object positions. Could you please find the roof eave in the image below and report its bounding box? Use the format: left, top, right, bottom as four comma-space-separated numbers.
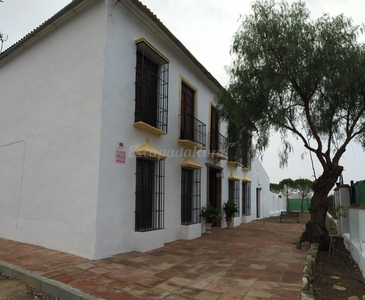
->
0, 0, 224, 92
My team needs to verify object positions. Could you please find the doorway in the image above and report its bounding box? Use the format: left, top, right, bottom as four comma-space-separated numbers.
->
256, 188, 261, 219
207, 166, 222, 226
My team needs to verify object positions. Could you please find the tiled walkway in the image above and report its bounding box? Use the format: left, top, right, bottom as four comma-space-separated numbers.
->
0, 221, 307, 299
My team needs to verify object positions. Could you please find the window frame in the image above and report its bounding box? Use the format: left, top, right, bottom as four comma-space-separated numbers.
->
181, 167, 201, 225
178, 77, 206, 149
134, 39, 169, 134
135, 156, 165, 232
228, 179, 240, 217
242, 182, 251, 216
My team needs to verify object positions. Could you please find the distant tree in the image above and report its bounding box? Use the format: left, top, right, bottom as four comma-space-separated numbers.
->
269, 183, 281, 194
279, 179, 295, 211
294, 178, 313, 212
216, 0, 365, 249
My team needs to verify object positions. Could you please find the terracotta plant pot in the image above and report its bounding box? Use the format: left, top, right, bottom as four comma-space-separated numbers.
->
226, 217, 233, 228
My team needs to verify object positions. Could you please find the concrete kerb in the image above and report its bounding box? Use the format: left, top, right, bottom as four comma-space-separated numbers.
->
0, 260, 101, 300
300, 242, 319, 300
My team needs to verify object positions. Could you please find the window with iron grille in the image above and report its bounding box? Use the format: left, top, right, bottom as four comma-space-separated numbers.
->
242, 182, 251, 216
179, 82, 206, 147
181, 167, 201, 225
210, 106, 228, 156
242, 135, 252, 169
135, 156, 165, 232
227, 123, 243, 165
135, 41, 169, 133
229, 180, 240, 217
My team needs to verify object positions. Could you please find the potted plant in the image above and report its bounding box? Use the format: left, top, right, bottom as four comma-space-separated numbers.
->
201, 204, 221, 233
223, 199, 239, 228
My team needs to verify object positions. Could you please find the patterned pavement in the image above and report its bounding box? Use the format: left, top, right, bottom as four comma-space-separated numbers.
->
0, 220, 307, 299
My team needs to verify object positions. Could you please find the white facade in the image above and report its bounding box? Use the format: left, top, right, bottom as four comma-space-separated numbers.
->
335, 185, 365, 277
0, 0, 280, 259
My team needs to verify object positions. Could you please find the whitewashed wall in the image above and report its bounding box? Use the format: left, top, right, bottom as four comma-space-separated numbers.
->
93, 0, 237, 258
0, 0, 278, 260
335, 186, 365, 278
241, 157, 285, 224
0, 0, 107, 259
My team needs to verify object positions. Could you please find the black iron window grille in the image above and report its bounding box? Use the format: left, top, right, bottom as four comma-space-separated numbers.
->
242, 182, 251, 216
135, 156, 165, 232
229, 180, 240, 217
209, 105, 227, 156
227, 122, 240, 163
179, 114, 206, 148
181, 167, 201, 225
242, 136, 253, 169
228, 142, 244, 165
210, 130, 228, 157
135, 41, 169, 133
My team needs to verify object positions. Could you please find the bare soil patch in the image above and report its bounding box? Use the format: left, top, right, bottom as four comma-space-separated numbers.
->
313, 237, 365, 300
0, 275, 55, 300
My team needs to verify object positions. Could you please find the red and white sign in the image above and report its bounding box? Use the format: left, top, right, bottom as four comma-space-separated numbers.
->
116, 142, 126, 164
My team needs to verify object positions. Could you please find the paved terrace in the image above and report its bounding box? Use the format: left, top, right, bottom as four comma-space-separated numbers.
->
0, 221, 307, 300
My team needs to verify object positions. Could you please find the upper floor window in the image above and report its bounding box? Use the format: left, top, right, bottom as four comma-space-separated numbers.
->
242, 135, 252, 169
135, 40, 169, 134
227, 122, 242, 164
179, 80, 206, 148
180, 82, 195, 141
209, 105, 227, 157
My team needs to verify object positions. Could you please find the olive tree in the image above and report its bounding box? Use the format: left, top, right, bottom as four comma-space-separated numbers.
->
216, 0, 365, 249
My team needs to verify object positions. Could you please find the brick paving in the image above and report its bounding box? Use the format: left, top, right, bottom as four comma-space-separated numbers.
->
0, 221, 307, 299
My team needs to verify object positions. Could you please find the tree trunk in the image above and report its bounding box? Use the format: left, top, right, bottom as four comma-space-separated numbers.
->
300, 164, 343, 250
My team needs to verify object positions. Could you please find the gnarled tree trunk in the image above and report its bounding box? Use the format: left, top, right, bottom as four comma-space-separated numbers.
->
300, 164, 343, 250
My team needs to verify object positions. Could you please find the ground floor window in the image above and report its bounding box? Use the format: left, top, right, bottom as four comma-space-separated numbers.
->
242, 182, 251, 216
181, 167, 201, 225
135, 156, 165, 232
228, 180, 240, 217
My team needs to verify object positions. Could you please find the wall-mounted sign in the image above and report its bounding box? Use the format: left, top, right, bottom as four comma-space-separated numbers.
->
116, 142, 126, 164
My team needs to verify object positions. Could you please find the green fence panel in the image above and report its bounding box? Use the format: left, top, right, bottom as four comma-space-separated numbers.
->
287, 198, 311, 211
354, 180, 365, 204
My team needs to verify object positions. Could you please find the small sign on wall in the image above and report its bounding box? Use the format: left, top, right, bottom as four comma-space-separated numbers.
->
116, 142, 126, 164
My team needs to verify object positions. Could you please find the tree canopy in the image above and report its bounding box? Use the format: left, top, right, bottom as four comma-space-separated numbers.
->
216, 0, 365, 248
294, 178, 313, 212
270, 178, 313, 211
217, 0, 365, 170
269, 183, 281, 194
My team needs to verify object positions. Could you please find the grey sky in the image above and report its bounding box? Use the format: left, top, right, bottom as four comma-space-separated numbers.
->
1, 0, 364, 184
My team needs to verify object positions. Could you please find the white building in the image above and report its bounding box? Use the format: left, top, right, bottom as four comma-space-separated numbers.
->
335, 185, 365, 278
0, 0, 283, 260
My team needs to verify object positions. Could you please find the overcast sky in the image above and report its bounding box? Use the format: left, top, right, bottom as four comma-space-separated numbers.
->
1, 0, 365, 185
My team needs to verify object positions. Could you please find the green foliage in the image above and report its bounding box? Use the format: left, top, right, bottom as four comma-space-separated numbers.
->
329, 204, 348, 220
294, 178, 313, 200
294, 178, 313, 212
279, 178, 295, 200
216, 0, 365, 172
201, 204, 222, 223
270, 178, 312, 197
270, 178, 312, 211
223, 199, 239, 218
270, 183, 281, 194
